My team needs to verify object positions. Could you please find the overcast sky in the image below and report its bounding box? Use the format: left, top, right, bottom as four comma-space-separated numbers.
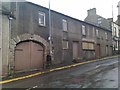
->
27, 0, 119, 21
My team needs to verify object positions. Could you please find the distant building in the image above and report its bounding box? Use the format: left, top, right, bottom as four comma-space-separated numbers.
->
84, 8, 111, 31
117, 1, 120, 54
111, 21, 120, 54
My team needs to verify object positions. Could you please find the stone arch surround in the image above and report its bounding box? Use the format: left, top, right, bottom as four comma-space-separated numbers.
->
9, 34, 49, 74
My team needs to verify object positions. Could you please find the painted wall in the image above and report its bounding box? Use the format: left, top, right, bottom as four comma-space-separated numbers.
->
1, 15, 10, 76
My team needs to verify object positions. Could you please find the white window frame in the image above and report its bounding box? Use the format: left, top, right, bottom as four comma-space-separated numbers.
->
98, 17, 102, 24
62, 40, 68, 49
96, 29, 99, 37
82, 25, 86, 35
105, 32, 108, 39
38, 11, 45, 26
62, 19, 68, 31
114, 27, 117, 36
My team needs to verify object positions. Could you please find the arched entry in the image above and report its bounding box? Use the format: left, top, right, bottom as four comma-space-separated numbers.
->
15, 41, 44, 72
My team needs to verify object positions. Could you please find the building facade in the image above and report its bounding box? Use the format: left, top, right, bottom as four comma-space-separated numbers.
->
111, 22, 120, 54
117, 1, 120, 54
2, 2, 112, 77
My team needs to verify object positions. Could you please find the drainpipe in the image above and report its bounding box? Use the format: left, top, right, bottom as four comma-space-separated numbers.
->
8, 14, 13, 75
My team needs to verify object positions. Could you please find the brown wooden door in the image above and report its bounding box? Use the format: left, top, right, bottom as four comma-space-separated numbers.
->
30, 41, 43, 69
15, 42, 31, 71
96, 44, 101, 58
15, 41, 44, 71
73, 42, 79, 59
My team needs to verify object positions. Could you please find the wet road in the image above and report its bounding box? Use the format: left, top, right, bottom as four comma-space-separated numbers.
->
2, 56, 119, 89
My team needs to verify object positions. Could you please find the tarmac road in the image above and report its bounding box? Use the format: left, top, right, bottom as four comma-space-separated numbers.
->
2, 56, 119, 89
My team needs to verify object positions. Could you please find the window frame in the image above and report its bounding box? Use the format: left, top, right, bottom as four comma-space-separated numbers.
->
105, 32, 108, 40
62, 19, 68, 32
38, 11, 46, 26
62, 40, 68, 49
82, 25, 86, 36
82, 42, 94, 50
96, 29, 99, 37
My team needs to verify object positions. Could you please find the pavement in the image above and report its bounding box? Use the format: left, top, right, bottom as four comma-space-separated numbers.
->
0, 56, 118, 88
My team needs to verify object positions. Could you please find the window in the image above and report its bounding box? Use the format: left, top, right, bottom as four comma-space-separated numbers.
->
105, 32, 108, 39
96, 29, 99, 37
89, 43, 94, 50
114, 27, 117, 36
82, 42, 88, 49
82, 42, 94, 50
98, 17, 102, 24
82, 25, 86, 35
62, 40, 68, 49
38, 11, 45, 26
62, 19, 68, 31
93, 27, 95, 37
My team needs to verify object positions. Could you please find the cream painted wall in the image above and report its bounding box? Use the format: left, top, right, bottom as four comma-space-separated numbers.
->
2, 15, 10, 76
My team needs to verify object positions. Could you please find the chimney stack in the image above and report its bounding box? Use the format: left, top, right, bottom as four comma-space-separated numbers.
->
87, 8, 96, 16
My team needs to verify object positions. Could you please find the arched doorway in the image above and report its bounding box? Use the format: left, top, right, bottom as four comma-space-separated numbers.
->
15, 41, 44, 72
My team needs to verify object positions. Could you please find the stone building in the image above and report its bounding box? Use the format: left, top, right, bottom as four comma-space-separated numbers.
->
84, 8, 112, 30
1, 2, 112, 77
117, 1, 120, 54
111, 21, 120, 54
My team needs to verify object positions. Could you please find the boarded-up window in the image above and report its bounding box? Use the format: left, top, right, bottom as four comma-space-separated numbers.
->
62, 19, 68, 31
63, 40, 68, 49
82, 42, 94, 50
82, 42, 88, 49
89, 43, 94, 49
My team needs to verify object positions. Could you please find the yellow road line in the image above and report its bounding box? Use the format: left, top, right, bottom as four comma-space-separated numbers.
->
0, 55, 118, 84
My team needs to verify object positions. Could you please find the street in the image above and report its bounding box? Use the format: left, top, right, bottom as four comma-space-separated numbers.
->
2, 56, 119, 89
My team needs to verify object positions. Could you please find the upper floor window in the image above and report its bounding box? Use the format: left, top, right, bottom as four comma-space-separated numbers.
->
96, 29, 99, 37
62, 19, 68, 31
114, 27, 117, 36
97, 17, 102, 25
38, 11, 45, 26
105, 32, 108, 39
82, 25, 86, 35
93, 27, 95, 37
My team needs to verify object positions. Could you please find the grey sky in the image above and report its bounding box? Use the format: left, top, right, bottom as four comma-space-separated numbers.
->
27, 0, 119, 21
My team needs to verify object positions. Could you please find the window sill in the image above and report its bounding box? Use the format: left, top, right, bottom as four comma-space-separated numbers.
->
82, 49, 95, 51
63, 30, 68, 33
38, 24, 47, 28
